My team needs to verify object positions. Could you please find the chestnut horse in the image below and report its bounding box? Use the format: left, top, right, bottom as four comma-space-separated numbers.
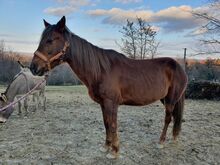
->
30, 16, 187, 159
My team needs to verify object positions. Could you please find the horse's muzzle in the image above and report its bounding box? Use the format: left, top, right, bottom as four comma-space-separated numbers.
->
30, 63, 45, 76
0, 106, 14, 123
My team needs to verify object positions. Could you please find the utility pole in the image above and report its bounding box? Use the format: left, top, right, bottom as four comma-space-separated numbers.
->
183, 48, 187, 73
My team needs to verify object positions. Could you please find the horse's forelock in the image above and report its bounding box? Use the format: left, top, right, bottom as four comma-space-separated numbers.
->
39, 25, 56, 45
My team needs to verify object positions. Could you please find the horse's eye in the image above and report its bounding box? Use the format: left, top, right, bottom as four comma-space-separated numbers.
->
46, 39, 53, 44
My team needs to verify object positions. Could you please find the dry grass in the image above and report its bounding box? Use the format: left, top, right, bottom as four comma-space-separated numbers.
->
0, 86, 219, 164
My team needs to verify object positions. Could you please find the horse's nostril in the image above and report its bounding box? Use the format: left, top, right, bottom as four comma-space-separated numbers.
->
30, 63, 37, 74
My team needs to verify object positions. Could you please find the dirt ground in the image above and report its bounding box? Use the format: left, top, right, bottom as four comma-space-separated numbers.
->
0, 86, 219, 165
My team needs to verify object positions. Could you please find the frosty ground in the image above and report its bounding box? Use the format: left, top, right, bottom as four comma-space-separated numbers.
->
0, 86, 219, 164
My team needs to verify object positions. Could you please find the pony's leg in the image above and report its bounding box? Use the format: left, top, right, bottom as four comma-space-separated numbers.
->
18, 100, 22, 115
34, 92, 39, 111
37, 92, 40, 108
24, 97, 29, 115
159, 103, 174, 147
32, 93, 36, 111
101, 99, 119, 159
43, 96, 46, 111
32, 93, 36, 102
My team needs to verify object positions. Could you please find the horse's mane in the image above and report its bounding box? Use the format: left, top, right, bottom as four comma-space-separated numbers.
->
4, 70, 22, 95
63, 27, 127, 80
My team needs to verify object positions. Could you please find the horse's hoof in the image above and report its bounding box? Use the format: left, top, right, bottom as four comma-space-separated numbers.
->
106, 152, 118, 159
156, 143, 164, 149
0, 116, 7, 123
99, 146, 109, 153
173, 139, 178, 144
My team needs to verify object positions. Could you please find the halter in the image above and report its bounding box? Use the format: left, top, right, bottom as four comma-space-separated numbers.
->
34, 41, 70, 70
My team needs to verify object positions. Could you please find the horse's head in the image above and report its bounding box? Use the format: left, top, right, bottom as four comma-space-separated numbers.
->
30, 16, 69, 76
0, 93, 13, 123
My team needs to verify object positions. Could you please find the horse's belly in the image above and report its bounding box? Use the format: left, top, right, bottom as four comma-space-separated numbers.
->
121, 92, 164, 106
120, 86, 167, 106
122, 98, 157, 106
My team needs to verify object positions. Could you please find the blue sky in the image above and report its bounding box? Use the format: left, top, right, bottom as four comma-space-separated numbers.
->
0, 0, 211, 58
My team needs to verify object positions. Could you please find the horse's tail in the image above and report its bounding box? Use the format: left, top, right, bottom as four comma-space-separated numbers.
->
172, 92, 185, 138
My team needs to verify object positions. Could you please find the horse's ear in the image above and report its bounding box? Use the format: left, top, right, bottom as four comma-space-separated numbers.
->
43, 19, 51, 28
17, 61, 25, 68
0, 94, 3, 102
56, 16, 66, 32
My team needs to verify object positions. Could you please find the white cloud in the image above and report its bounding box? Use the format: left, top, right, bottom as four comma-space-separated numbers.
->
44, 0, 91, 16
87, 5, 206, 32
44, 6, 77, 16
87, 8, 153, 24
189, 27, 208, 36
114, 0, 142, 4
67, 0, 90, 6
151, 25, 160, 32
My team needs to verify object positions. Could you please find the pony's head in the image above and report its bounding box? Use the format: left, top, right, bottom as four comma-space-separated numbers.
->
30, 16, 69, 76
0, 93, 7, 104
18, 61, 31, 73
0, 93, 13, 123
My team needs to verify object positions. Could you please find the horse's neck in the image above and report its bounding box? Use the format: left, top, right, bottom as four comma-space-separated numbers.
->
67, 36, 99, 87
67, 60, 91, 87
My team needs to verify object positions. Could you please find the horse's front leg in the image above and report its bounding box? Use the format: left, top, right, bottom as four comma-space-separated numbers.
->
100, 99, 119, 159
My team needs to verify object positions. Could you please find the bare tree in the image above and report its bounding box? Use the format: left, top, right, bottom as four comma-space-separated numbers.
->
192, 0, 220, 55
0, 40, 5, 59
118, 18, 159, 59
0, 41, 20, 84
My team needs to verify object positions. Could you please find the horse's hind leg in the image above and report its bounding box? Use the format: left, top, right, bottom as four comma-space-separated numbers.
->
172, 94, 184, 142
159, 86, 179, 146
159, 81, 185, 147
159, 103, 174, 146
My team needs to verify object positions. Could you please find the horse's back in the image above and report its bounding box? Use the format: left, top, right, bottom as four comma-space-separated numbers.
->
108, 57, 187, 105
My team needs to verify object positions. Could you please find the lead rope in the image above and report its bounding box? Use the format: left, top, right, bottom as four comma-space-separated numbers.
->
0, 76, 47, 112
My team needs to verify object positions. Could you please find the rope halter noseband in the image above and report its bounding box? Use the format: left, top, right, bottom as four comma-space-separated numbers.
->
34, 41, 70, 71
